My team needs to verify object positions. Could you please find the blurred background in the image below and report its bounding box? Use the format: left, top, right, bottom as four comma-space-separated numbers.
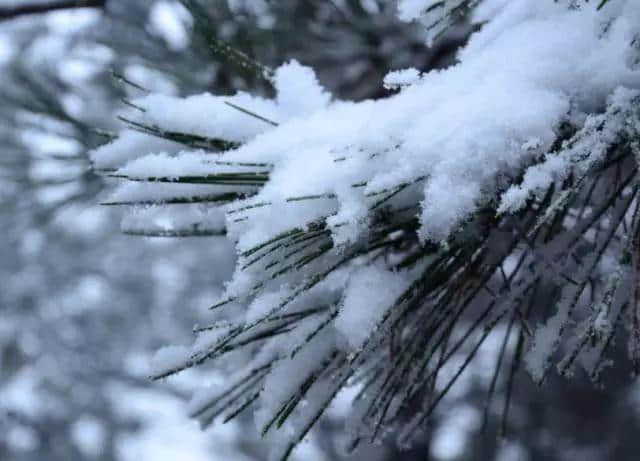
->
1, 1, 640, 460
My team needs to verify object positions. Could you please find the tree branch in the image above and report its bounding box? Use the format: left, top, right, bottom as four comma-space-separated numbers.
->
0, 0, 106, 22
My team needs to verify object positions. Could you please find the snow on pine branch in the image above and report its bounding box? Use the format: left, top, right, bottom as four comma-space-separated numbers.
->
94, 1, 640, 459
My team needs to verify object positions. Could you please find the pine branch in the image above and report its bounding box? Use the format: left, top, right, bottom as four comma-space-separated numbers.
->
95, 3, 640, 457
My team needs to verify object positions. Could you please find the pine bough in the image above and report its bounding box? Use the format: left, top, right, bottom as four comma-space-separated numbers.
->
92, 1, 640, 459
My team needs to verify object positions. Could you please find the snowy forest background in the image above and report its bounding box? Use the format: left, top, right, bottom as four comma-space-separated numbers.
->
2, 1, 640, 460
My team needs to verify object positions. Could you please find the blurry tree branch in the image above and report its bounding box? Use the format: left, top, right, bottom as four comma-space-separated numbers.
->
0, 0, 106, 21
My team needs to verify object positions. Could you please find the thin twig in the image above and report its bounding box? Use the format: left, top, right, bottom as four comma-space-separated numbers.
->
0, 0, 106, 21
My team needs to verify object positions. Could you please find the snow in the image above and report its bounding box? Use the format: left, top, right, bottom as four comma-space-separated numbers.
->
123, 92, 277, 142
91, 130, 181, 170
116, 151, 264, 179
274, 60, 332, 118
255, 328, 337, 433
197, 0, 638, 248
383, 67, 422, 90
90, 60, 330, 175
498, 87, 640, 214
335, 264, 408, 350
150, 345, 192, 378
105, 181, 246, 205
97, 0, 640, 456
246, 287, 292, 323
120, 204, 226, 237
525, 300, 571, 384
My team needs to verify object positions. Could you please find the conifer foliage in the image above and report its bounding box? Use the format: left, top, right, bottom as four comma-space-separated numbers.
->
94, 1, 640, 459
